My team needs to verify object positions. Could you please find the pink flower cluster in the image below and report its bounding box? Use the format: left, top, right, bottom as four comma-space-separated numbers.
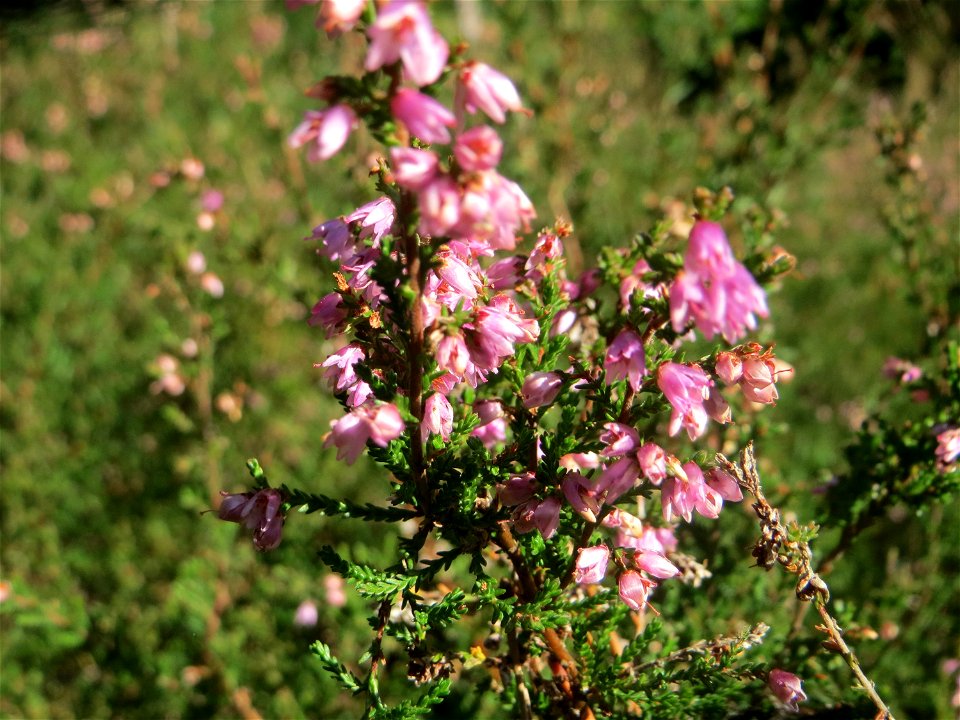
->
670, 220, 768, 342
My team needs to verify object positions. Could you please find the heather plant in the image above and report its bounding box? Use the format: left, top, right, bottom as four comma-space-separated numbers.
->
215, 2, 957, 718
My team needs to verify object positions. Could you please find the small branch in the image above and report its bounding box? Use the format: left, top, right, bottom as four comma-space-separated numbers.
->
717, 443, 897, 720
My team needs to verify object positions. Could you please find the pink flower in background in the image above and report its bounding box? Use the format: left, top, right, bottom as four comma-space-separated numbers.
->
669, 220, 768, 342
422, 392, 453, 442
201, 272, 224, 298
768, 669, 807, 711
472, 399, 507, 448
391, 88, 455, 144
574, 545, 609, 585
657, 361, 711, 440
390, 147, 439, 190
201, 189, 224, 212
618, 570, 654, 611
365, 0, 449, 87
936, 427, 960, 471
324, 574, 347, 608
288, 105, 357, 162
604, 329, 647, 391
293, 599, 319, 627
186, 250, 206, 275
454, 125, 503, 172
318, 0, 365, 38
218, 488, 285, 551
457, 61, 523, 124
521, 371, 563, 409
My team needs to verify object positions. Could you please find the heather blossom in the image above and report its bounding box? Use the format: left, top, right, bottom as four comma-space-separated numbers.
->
457, 60, 524, 124
391, 88, 455, 145
936, 427, 960, 471
218, 487, 285, 551
618, 570, 655, 611
669, 219, 768, 342
288, 105, 357, 162
521, 371, 564, 409
574, 545, 610, 585
604, 329, 647, 391
657, 361, 712, 440
421, 392, 453, 443
364, 0, 449, 87
768, 669, 807, 712
324, 402, 405, 464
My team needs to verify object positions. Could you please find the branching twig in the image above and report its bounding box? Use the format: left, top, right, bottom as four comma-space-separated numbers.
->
717, 442, 897, 720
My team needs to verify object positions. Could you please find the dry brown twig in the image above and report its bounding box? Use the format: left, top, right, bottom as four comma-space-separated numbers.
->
716, 442, 897, 720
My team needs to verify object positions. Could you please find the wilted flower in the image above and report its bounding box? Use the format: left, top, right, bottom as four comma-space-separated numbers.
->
218, 487, 285, 551
768, 669, 807, 712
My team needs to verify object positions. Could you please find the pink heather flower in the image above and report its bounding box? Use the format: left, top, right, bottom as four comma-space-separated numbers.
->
319, 344, 365, 392
345, 197, 396, 245
574, 545, 610, 585
318, 0, 365, 38
618, 570, 655, 611
218, 488, 285, 551
324, 403, 405, 464
431, 372, 458, 396
936, 427, 960, 471
288, 105, 357, 162
390, 147, 438, 190
715, 350, 743, 384
512, 495, 561, 538
201, 189, 224, 212
486, 256, 525, 290
294, 599, 319, 627
600, 423, 641, 458
637, 442, 667, 485
391, 88, 455, 145
436, 334, 470, 377
562, 472, 601, 522
740, 355, 779, 404
455, 173, 535, 250
634, 550, 679, 579
559, 452, 601, 472
454, 125, 503, 172
768, 669, 807, 712
418, 174, 461, 237
595, 456, 641, 505
186, 250, 206, 275
498, 472, 537, 506
421, 392, 453, 443
882, 356, 923, 384
604, 329, 647, 391
704, 385, 732, 424
365, 0, 449, 87
661, 461, 723, 523
464, 294, 539, 371
521, 371, 564, 409
457, 60, 523, 124
346, 380, 373, 408
706, 468, 743, 502
201, 272, 224, 298
657, 361, 712, 440
436, 244, 483, 299
524, 232, 563, 281
669, 220, 769, 342
308, 218, 356, 263
472, 415, 506, 448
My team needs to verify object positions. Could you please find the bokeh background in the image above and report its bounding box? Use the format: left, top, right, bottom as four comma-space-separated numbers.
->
2, 1, 958, 718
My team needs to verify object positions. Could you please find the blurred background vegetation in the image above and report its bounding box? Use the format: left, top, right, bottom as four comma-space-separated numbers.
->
1, 1, 957, 718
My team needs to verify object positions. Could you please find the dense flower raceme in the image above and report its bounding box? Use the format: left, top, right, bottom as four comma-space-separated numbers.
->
271, 0, 774, 618
670, 219, 769, 342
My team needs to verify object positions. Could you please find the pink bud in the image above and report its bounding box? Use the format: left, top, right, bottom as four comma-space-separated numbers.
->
618, 570, 654, 611
634, 551, 679, 579
454, 125, 503, 172
768, 669, 807, 711
574, 545, 609, 585
521, 371, 564, 409
324, 573, 347, 608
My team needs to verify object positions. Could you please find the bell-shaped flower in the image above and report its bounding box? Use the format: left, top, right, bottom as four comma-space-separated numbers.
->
715, 350, 743, 384
454, 125, 503, 172
706, 468, 743, 502
618, 570, 655, 611
421, 392, 453, 442
308, 292, 348, 337
521, 371, 564, 409
561, 472, 601, 523
391, 88, 455, 145
218, 487, 285, 551
324, 402, 405, 465
365, 0, 449, 87
768, 669, 807, 712
457, 60, 523, 124
634, 550, 679, 579
513, 496, 561, 540
498, 472, 537, 507
288, 105, 357, 162
599, 422, 641, 458
740, 355, 779, 404
636, 442, 667, 485
318, 344, 365, 392
595, 456, 641, 505
604, 329, 647, 391
657, 361, 712, 440
574, 545, 609, 585
391, 147, 439, 191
